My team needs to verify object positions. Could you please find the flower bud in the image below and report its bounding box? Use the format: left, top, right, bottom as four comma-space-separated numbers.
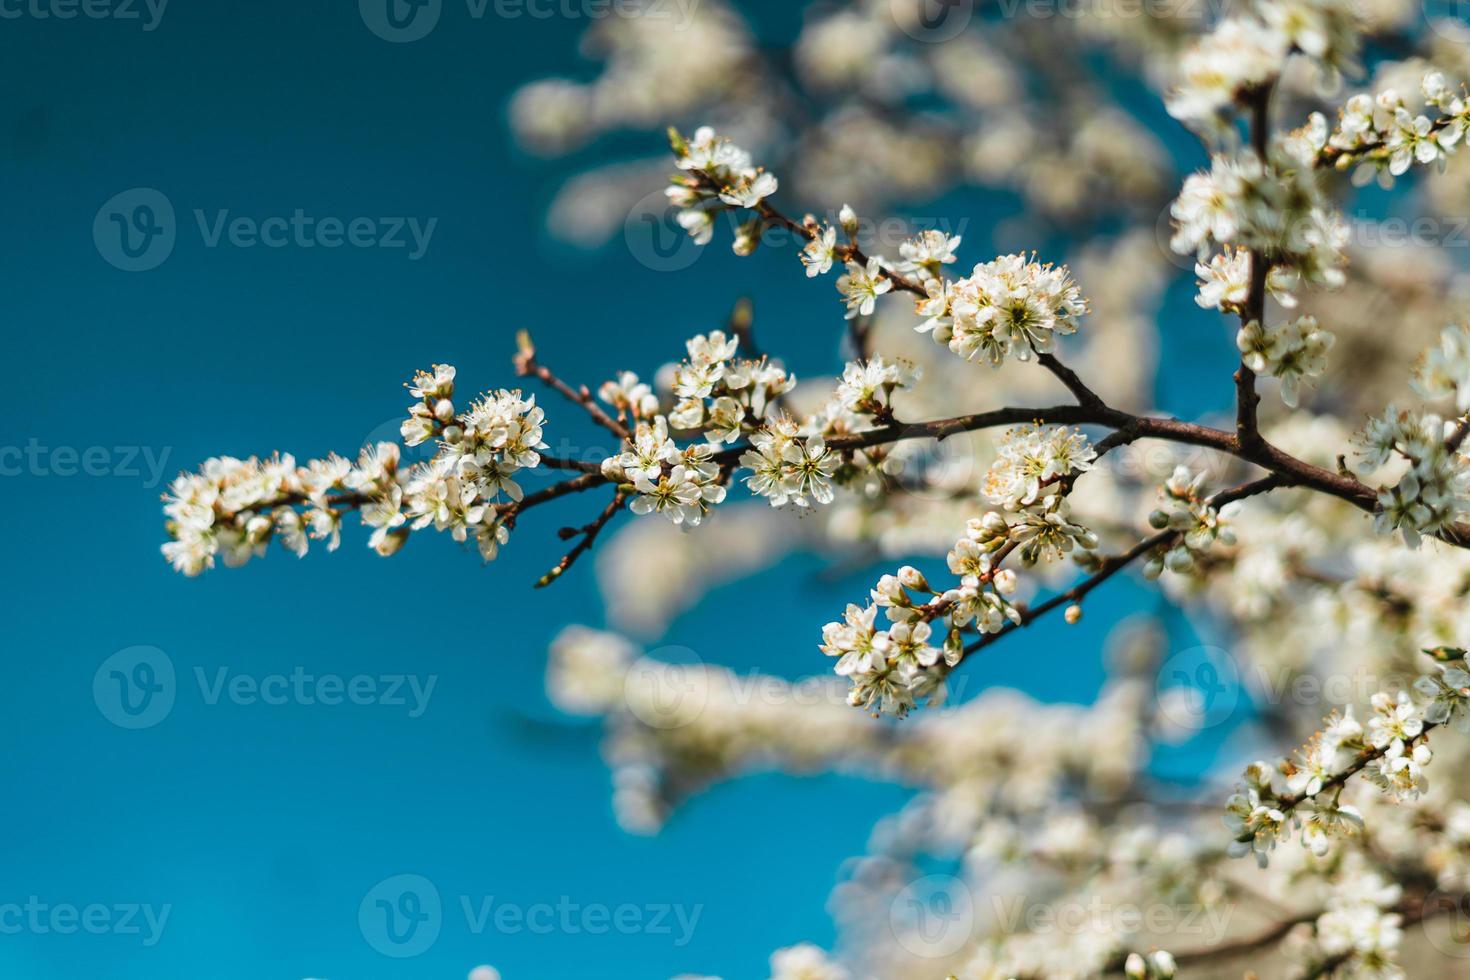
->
1164, 547, 1194, 573
1125, 953, 1146, 980
839, 203, 859, 237
1148, 951, 1176, 978
1064, 604, 1082, 624
992, 569, 1018, 595
1148, 509, 1171, 529
600, 457, 626, 482
898, 566, 930, 592
434, 398, 456, 423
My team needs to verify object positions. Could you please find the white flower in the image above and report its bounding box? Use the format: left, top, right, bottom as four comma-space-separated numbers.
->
1412, 324, 1470, 413
801, 225, 838, 278
896, 229, 961, 276
1235, 316, 1335, 407
835, 258, 892, 319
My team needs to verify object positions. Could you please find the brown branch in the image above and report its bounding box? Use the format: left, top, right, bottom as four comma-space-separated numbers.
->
962, 475, 1288, 657
1236, 83, 1274, 453
514, 329, 631, 441
535, 491, 627, 588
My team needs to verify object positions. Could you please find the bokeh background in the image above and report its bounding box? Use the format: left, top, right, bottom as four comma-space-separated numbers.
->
5, 0, 1447, 977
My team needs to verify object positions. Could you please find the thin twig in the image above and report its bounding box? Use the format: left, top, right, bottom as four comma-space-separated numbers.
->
514, 329, 631, 441
535, 491, 627, 588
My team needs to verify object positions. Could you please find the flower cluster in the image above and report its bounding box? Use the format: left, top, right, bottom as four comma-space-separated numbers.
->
739, 417, 839, 508
1193, 246, 1297, 314
1324, 70, 1470, 188
983, 423, 1097, 509
820, 521, 1027, 716
666, 329, 795, 442
1166, 0, 1360, 138
1144, 467, 1235, 578
1304, 862, 1406, 979
1355, 406, 1470, 546
1226, 655, 1470, 867
1166, 17, 1287, 133
1171, 149, 1348, 307
161, 367, 547, 575
1236, 315, 1335, 407
607, 416, 727, 526
831, 355, 914, 420
916, 253, 1089, 367
666, 127, 778, 250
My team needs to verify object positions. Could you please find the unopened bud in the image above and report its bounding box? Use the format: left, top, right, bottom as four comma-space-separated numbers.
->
434, 398, 456, 423
1064, 604, 1082, 625
600, 457, 626, 482
992, 569, 1018, 595
898, 566, 930, 592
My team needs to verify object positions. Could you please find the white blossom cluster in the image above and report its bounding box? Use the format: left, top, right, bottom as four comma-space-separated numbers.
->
1143, 466, 1236, 578
1236, 314, 1335, 407
1167, 0, 1361, 137
1356, 406, 1470, 546
664, 329, 796, 441
1225, 654, 1469, 869
161, 365, 546, 574
916, 253, 1089, 367
1323, 70, 1470, 187
1171, 147, 1349, 308
666, 126, 778, 249
608, 416, 727, 526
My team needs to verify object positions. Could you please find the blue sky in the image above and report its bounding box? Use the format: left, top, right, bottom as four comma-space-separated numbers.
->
0, 2, 1239, 976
